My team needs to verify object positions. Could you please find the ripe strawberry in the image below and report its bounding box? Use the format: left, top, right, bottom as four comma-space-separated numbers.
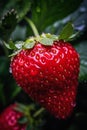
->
10, 38, 80, 119
0, 104, 26, 130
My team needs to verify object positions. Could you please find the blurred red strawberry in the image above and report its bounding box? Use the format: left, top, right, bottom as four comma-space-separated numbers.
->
0, 103, 26, 130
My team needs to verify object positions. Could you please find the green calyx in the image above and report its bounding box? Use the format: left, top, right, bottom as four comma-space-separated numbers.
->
5, 33, 58, 57
14, 103, 45, 129
5, 22, 79, 57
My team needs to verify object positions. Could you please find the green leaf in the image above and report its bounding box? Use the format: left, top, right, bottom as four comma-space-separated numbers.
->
14, 0, 31, 22
23, 41, 35, 49
31, 0, 83, 32
58, 22, 74, 41
45, 33, 58, 40
23, 38, 35, 49
0, 9, 17, 41
40, 37, 53, 46
0, 0, 31, 22
9, 40, 17, 49
75, 41, 87, 81
4, 42, 12, 49
3, 40, 17, 50
39, 33, 58, 46
69, 32, 80, 41
18, 117, 28, 124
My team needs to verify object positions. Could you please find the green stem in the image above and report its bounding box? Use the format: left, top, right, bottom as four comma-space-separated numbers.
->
33, 107, 45, 118
24, 17, 39, 37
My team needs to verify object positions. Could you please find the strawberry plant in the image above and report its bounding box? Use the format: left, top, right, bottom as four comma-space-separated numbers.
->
0, 0, 87, 130
9, 30, 80, 119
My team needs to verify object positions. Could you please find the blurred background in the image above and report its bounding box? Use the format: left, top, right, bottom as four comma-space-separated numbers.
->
0, 0, 87, 130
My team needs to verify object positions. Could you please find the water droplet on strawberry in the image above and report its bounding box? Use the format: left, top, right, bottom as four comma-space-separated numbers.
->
71, 102, 76, 107
9, 67, 12, 73
11, 41, 80, 119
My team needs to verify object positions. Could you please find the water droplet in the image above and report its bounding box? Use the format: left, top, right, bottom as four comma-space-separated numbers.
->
71, 102, 76, 107
9, 67, 12, 73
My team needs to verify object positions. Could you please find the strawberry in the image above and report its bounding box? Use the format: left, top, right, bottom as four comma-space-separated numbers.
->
8, 23, 80, 119
10, 38, 80, 119
0, 104, 26, 130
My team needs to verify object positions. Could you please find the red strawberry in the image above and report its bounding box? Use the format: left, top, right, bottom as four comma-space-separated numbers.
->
0, 104, 26, 130
10, 39, 80, 119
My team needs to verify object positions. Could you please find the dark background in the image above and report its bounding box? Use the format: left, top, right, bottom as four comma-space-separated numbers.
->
0, 0, 87, 130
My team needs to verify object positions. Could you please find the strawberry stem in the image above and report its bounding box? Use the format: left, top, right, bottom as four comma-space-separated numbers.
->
25, 17, 39, 37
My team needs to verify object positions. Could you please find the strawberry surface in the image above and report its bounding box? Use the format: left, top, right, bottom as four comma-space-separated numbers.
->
11, 40, 80, 119
0, 104, 26, 130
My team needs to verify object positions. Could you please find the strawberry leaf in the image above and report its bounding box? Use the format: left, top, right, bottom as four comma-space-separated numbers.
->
58, 22, 74, 41
23, 41, 35, 49
15, 41, 24, 49
4, 42, 12, 49
45, 33, 58, 40
31, 0, 82, 32
0, 9, 17, 41
68, 31, 80, 41
4, 40, 17, 50
39, 33, 58, 46
23, 38, 35, 49
40, 37, 54, 46
9, 40, 17, 49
